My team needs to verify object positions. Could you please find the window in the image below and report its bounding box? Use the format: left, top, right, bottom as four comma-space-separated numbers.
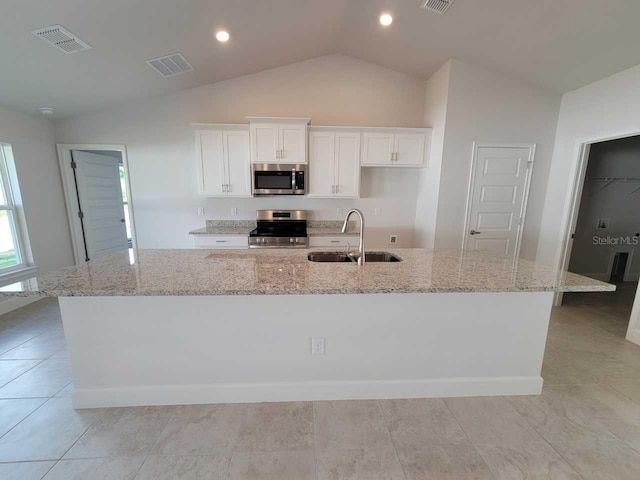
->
0, 144, 29, 274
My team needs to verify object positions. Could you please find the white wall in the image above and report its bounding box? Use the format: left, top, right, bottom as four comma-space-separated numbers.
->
433, 60, 561, 260
55, 54, 427, 248
568, 136, 640, 281
414, 61, 450, 249
0, 106, 74, 274
537, 63, 640, 269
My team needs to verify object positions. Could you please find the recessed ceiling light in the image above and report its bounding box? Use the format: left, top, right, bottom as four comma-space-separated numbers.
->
215, 30, 230, 42
38, 107, 54, 115
379, 13, 393, 26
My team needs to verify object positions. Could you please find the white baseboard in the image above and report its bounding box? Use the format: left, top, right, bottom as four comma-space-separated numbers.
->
0, 296, 42, 316
71, 376, 544, 409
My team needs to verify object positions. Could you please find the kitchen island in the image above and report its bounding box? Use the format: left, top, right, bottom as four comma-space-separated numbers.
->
1, 248, 613, 408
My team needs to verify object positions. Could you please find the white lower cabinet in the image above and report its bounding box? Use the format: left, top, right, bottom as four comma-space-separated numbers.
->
308, 131, 360, 197
308, 235, 360, 248
196, 127, 251, 197
193, 235, 248, 249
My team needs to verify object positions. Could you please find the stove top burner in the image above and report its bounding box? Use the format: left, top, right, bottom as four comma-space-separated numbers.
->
249, 210, 308, 248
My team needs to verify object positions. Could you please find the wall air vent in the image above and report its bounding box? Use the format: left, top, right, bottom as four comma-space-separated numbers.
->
31, 25, 92, 54
146, 53, 194, 77
420, 0, 455, 15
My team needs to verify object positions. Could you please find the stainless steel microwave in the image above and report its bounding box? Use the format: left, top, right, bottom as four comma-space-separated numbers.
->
252, 164, 306, 196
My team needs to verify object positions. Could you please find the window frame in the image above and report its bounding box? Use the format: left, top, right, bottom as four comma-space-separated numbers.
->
0, 144, 29, 274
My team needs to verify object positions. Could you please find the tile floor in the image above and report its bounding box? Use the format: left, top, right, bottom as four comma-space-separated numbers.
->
0, 290, 638, 479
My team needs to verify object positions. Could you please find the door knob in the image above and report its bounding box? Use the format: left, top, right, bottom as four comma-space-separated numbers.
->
469, 230, 482, 235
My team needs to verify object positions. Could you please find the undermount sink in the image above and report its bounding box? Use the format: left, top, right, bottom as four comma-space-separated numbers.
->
307, 251, 402, 263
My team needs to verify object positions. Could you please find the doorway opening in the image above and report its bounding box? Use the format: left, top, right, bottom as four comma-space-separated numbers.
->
561, 135, 640, 340
57, 145, 136, 263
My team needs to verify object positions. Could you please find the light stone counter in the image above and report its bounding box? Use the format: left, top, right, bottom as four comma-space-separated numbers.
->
23, 247, 614, 408
0, 248, 614, 298
188, 220, 359, 236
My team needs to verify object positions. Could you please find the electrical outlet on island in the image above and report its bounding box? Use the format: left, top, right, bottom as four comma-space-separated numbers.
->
390, 235, 398, 245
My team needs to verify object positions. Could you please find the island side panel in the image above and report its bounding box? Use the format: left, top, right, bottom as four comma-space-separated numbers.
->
59, 292, 554, 408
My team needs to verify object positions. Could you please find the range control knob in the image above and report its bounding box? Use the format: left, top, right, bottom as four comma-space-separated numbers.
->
289, 237, 294, 243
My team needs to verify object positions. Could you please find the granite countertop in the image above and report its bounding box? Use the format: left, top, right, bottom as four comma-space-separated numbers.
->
189, 220, 359, 236
0, 248, 614, 297
189, 227, 254, 235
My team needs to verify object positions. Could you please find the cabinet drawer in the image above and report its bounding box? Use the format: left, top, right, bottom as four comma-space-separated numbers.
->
193, 235, 248, 248
308, 235, 359, 248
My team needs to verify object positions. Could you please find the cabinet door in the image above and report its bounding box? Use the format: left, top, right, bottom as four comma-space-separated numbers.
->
279, 124, 307, 164
394, 133, 425, 166
223, 131, 251, 197
308, 235, 359, 248
361, 133, 394, 166
334, 133, 360, 197
308, 132, 335, 197
197, 131, 225, 196
250, 123, 278, 163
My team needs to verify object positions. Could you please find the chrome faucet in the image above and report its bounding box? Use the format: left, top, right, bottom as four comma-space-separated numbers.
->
342, 209, 365, 265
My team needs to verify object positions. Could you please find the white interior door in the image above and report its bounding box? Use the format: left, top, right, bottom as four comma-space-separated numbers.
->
279, 124, 306, 164
223, 131, 251, 197
334, 132, 360, 197
308, 132, 335, 197
72, 151, 129, 260
464, 145, 535, 258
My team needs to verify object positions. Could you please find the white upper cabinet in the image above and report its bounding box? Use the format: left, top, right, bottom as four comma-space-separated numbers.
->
250, 124, 279, 164
197, 130, 225, 196
361, 133, 394, 166
195, 126, 251, 197
223, 130, 251, 197
279, 124, 307, 163
361, 128, 431, 167
308, 130, 360, 198
247, 117, 310, 164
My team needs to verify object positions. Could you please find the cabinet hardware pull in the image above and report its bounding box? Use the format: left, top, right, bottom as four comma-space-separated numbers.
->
215, 240, 227, 243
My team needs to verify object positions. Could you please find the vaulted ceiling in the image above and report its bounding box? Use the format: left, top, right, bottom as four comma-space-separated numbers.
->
3, 0, 640, 118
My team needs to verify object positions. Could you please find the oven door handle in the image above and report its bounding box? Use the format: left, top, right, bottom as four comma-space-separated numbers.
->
291, 169, 296, 191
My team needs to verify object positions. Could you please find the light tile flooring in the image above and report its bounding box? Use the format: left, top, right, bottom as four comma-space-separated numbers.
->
0, 292, 638, 479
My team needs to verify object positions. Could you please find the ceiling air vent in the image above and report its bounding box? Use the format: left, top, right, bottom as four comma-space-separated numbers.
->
31, 25, 92, 54
146, 53, 194, 78
420, 0, 455, 15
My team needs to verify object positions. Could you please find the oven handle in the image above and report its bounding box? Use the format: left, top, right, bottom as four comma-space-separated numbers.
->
291, 169, 296, 191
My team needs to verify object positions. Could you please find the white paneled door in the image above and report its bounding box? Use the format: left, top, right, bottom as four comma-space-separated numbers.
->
72, 151, 129, 260
463, 144, 535, 259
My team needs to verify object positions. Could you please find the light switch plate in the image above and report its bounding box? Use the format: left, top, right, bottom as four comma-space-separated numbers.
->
231, 207, 238, 216
311, 337, 325, 355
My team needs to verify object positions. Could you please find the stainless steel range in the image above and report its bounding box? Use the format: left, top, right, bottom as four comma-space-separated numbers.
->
249, 210, 308, 248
